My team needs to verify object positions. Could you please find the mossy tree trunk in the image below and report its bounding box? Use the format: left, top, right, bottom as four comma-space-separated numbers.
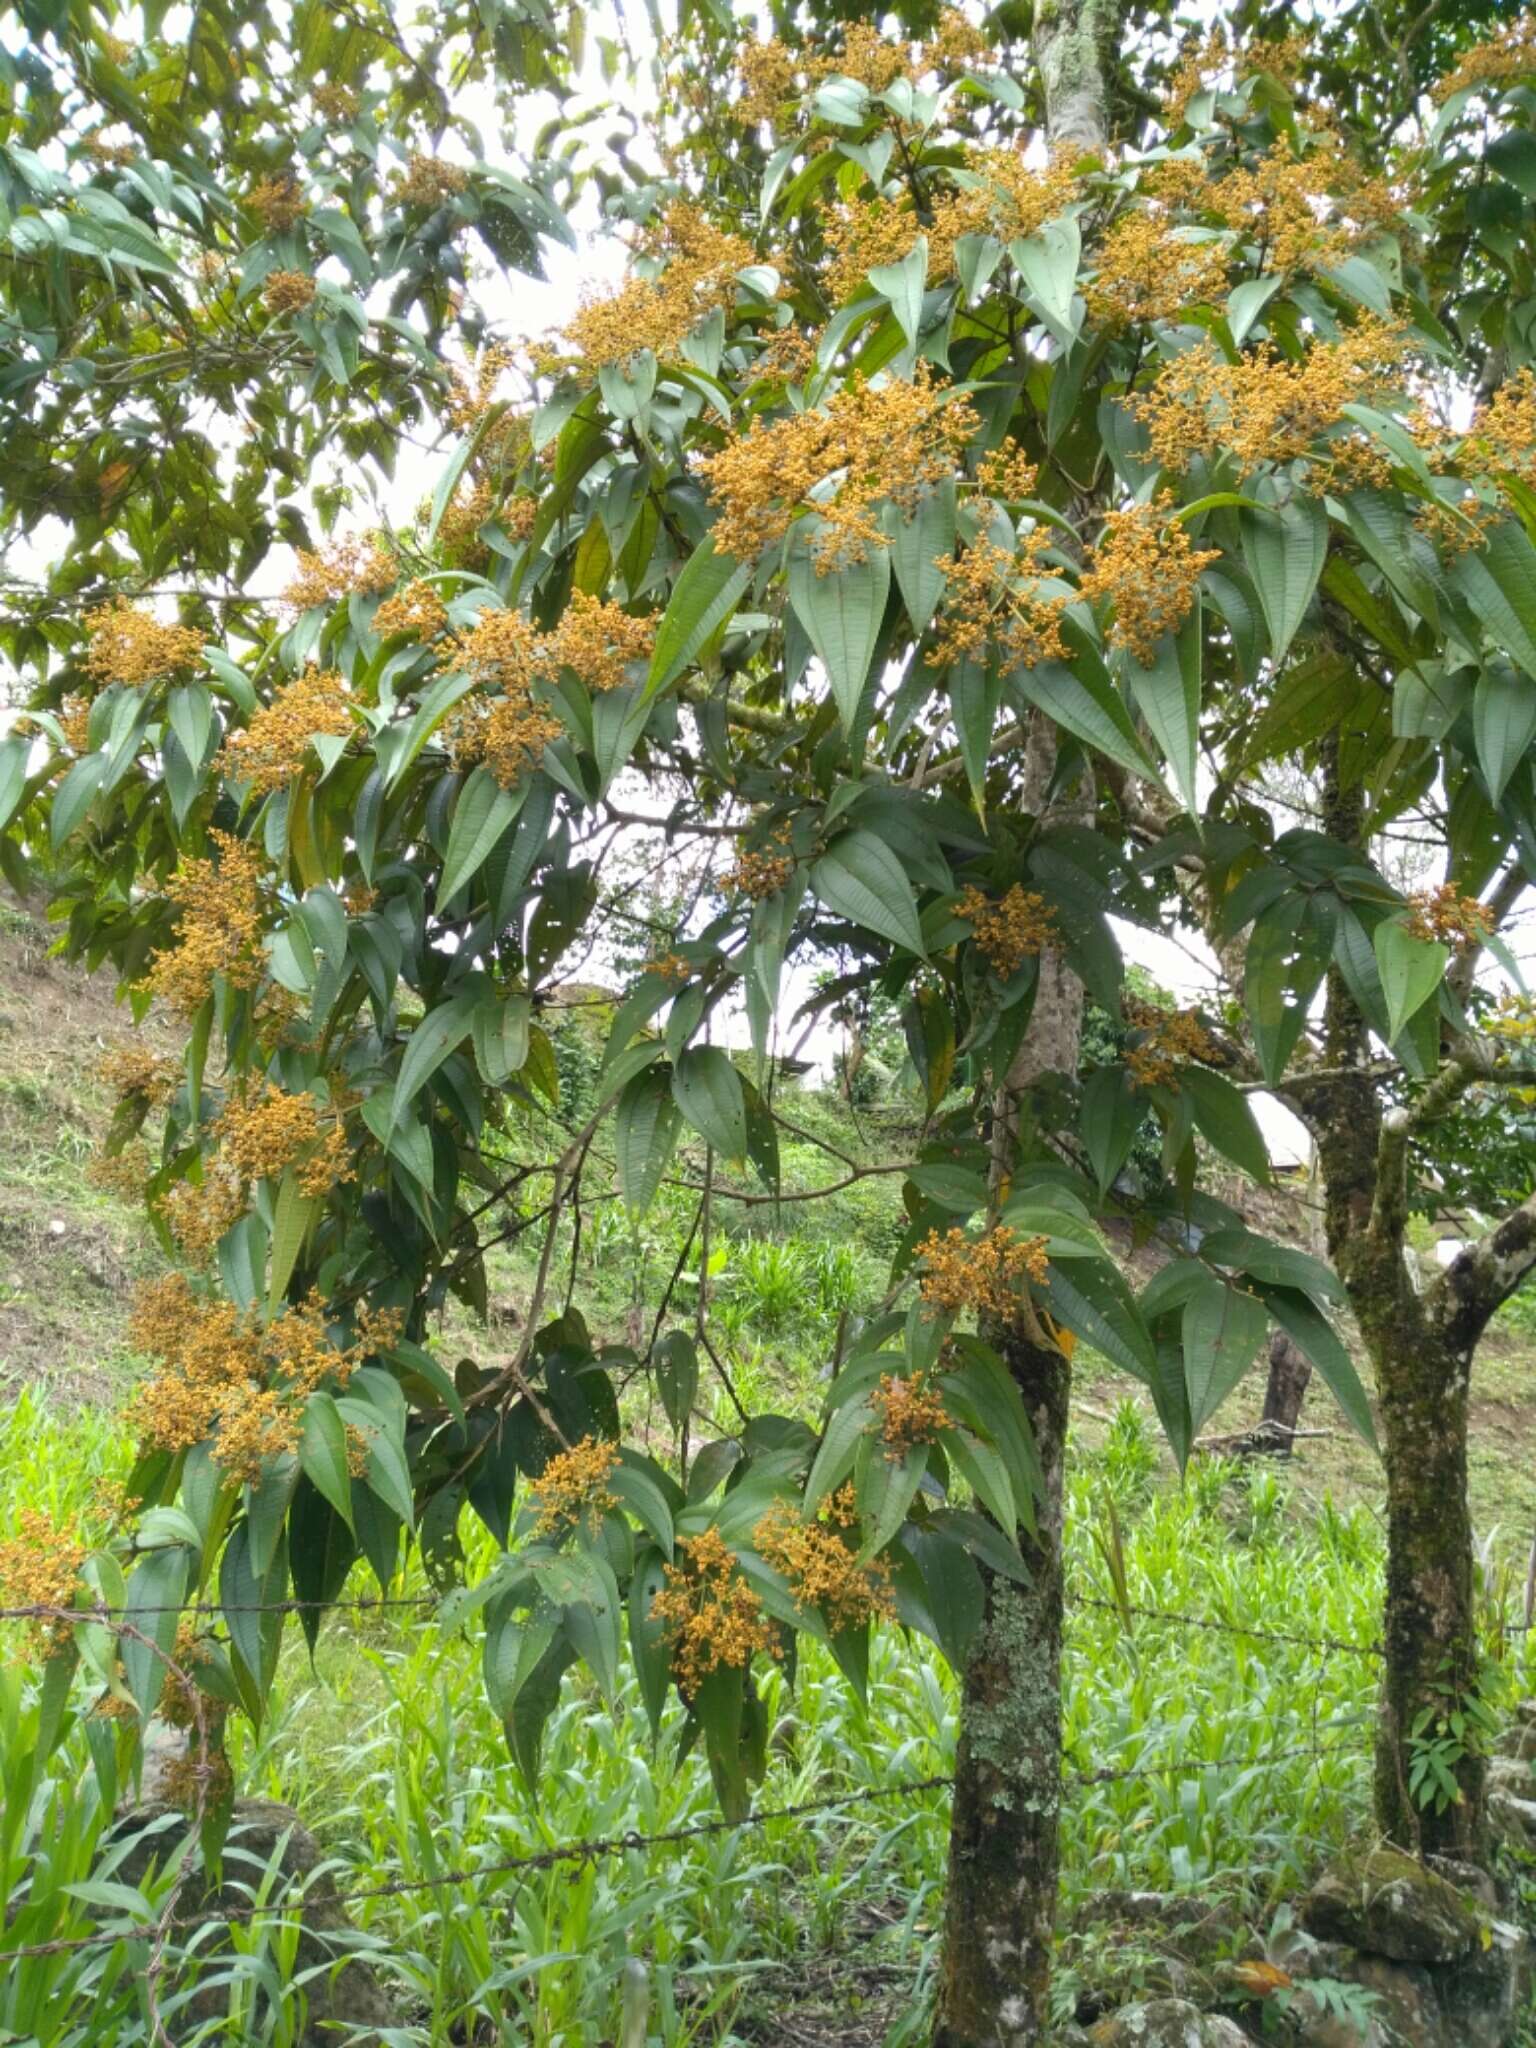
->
1292, 745, 1536, 1858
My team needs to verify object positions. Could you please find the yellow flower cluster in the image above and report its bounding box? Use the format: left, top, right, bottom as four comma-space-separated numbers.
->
444, 344, 516, 433
643, 952, 693, 983
1462, 369, 1536, 492
547, 203, 755, 370
282, 535, 398, 611
1085, 211, 1231, 328
262, 270, 316, 316
1078, 495, 1218, 665
978, 438, 1040, 504
700, 365, 976, 567
736, 35, 798, 124
396, 153, 469, 207
753, 1486, 894, 1630
312, 81, 359, 122
161, 1165, 247, 1258
126, 1277, 398, 1482
870, 1371, 951, 1454
546, 591, 655, 692
82, 126, 135, 167
916, 1224, 1050, 1317
216, 1081, 354, 1196
725, 844, 795, 900
1131, 319, 1406, 477
144, 830, 266, 1017
452, 695, 563, 791
1434, 14, 1536, 101
100, 1043, 180, 1107
529, 1435, 621, 1537
1162, 26, 1313, 125
825, 148, 1079, 309
247, 174, 308, 229
929, 529, 1069, 675
956, 884, 1057, 977
83, 598, 203, 688
650, 1526, 780, 1696
88, 1140, 155, 1203
733, 10, 985, 127
219, 669, 355, 792
57, 693, 92, 751
436, 478, 496, 560
0, 1508, 85, 1652
1123, 998, 1220, 1089
1404, 884, 1489, 945
373, 581, 450, 642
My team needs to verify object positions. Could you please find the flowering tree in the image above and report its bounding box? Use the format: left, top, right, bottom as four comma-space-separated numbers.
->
8, 2, 1536, 2042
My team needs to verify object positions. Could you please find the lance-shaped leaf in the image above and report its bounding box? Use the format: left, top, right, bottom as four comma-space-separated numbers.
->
616, 1064, 682, 1216
1240, 495, 1328, 668
812, 830, 927, 957
1182, 1277, 1269, 1435
671, 1046, 747, 1161
1373, 919, 1447, 1044
439, 764, 526, 905
788, 542, 891, 731
645, 539, 751, 702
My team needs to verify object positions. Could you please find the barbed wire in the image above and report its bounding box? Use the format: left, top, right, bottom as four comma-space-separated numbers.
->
0, 1732, 1367, 1968
0, 1588, 1392, 1661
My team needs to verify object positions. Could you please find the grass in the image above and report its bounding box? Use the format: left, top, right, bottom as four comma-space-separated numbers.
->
3, 909, 1536, 2041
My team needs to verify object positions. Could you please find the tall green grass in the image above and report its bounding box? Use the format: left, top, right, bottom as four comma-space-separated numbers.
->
2, 1392, 1472, 2046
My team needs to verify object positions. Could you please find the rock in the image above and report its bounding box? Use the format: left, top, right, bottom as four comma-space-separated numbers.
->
1302, 1845, 1482, 1963
1488, 1759, 1536, 1855
1278, 1919, 1529, 2048
105, 1798, 401, 2044
1086, 1997, 1249, 2047
1492, 1720, 1536, 1763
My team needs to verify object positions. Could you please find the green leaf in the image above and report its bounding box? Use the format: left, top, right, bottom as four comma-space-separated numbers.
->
806, 1396, 875, 1513
1489, 128, 1536, 201
1011, 215, 1081, 347
645, 540, 751, 701
472, 992, 531, 1087
1226, 273, 1284, 346
671, 1046, 747, 1161
121, 1546, 189, 1721
300, 1392, 354, 1531
0, 735, 27, 832
629, 1548, 671, 1735
1126, 609, 1201, 816
266, 1172, 317, 1316
1181, 1068, 1270, 1183
1258, 1285, 1376, 1449
391, 990, 480, 1128
656, 1332, 699, 1436
1373, 919, 1447, 1044
812, 829, 926, 957
616, 1065, 682, 1216
1080, 1063, 1147, 1195
788, 544, 891, 730
1182, 1278, 1269, 1435
1240, 496, 1328, 668
439, 765, 526, 905
50, 751, 107, 849
889, 481, 955, 635
868, 237, 928, 347
1450, 524, 1536, 682
1473, 666, 1536, 806
1014, 659, 1158, 782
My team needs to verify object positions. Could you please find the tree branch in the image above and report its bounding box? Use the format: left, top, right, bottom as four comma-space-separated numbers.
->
1428, 1189, 1536, 1354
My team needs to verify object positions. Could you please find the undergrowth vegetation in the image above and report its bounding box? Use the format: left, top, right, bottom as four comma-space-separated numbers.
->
4, 1385, 1471, 2046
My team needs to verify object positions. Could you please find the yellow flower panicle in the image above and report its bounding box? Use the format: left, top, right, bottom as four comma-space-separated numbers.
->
247, 174, 307, 230
161, 1166, 247, 1258
871, 1371, 952, 1454
1434, 14, 1536, 102
0, 1508, 86, 1653
546, 202, 755, 370
546, 592, 655, 693
313, 81, 359, 122
126, 1277, 400, 1483
1077, 495, 1218, 665
955, 884, 1057, 977
1085, 213, 1231, 328
144, 829, 266, 1018
1122, 998, 1221, 1089
396, 153, 469, 207
282, 535, 398, 611
529, 1435, 621, 1538
700, 365, 976, 568
753, 1486, 894, 1630
929, 530, 1069, 674
373, 580, 450, 642
262, 270, 316, 316
650, 1526, 780, 1696
88, 1140, 156, 1203
216, 1081, 355, 1197
444, 344, 516, 433
1404, 884, 1489, 946
452, 695, 563, 791
916, 1224, 1050, 1318
1462, 369, 1536, 493
100, 1043, 180, 1107
219, 669, 355, 792
643, 952, 693, 983
1130, 319, 1406, 477
83, 599, 203, 688
725, 844, 795, 900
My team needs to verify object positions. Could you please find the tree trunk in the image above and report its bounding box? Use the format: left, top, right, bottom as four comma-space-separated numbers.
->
1255, 1329, 1312, 1454
1373, 1319, 1484, 1855
937, 1331, 1070, 2048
